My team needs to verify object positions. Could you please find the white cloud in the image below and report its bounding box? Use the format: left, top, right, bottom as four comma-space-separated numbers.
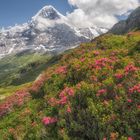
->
67, 0, 140, 28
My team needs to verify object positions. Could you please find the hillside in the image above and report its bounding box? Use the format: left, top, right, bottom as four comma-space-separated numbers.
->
0, 52, 50, 86
0, 51, 63, 100
110, 6, 140, 34
0, 31, 140, 139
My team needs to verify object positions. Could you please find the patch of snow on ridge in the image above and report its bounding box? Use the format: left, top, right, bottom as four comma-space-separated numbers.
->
8, 44, 16, 54
34, 44, 47, 51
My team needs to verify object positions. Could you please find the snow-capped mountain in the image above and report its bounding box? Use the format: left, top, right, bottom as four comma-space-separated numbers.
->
0, 5, 108, 58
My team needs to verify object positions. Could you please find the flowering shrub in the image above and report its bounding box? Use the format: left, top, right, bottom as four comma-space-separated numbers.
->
115, 73, 123, 79
59, 87, 75, 98
80, 57, 85, 62
129, 84, 140, 93
96, 89, 107, 96
128, 137, 134, 140
127, 99, 132, 103
91, 57, 113, 70
55, 66, 67, 74
0, 32, 140, 139
58, 96, 68, 105
48, 97, 58, 107
48, 87, 74, 108
0, 90, 30, 117
124, 64, 138, 75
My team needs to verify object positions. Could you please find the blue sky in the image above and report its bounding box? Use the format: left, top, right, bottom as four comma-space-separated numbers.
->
0, 0, 139, 28
0, 0, 73, 27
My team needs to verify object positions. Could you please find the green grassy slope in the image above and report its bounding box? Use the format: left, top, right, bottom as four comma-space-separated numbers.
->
0, 52, 53, 100
0, 51, 65, 100
0, 32, 140, 140
0, 52, 51, 86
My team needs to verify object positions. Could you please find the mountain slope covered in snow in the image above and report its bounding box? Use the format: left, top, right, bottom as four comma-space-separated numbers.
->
0, 5, 108, 58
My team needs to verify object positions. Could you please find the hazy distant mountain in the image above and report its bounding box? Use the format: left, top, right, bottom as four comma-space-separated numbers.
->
110, 6, 140, 34
0, 5, 108, 58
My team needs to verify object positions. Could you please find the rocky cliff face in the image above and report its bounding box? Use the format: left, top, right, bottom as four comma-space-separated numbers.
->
110, 6, 140, 34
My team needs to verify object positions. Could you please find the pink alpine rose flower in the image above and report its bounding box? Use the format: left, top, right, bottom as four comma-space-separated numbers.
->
127, 99, 132, 103
58, 96, 67, 105
42, 117, 57, 125
128, 137, 134, 140
125, 64, 138, 75
55, 66, 67, 74
96, 89, 107, 96
115, 73, 123, 79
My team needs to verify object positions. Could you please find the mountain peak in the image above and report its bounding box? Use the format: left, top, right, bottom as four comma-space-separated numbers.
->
41, 5, 56, 11
0, 4, 107, 58
33, 5, 63, 20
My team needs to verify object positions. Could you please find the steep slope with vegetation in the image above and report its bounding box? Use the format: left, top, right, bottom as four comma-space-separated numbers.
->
0, 31, 140, 140
0, 51, 55, 101
0, 52, 51, 86
110, 6, 140, 34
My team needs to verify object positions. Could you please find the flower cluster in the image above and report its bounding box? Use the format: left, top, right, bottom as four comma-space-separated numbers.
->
137, 105, 140, 109
59, 87, 75, 98
125, 64, 138, 75
129, 84, 140, 93
91, 58, 113, 70
127, 99, 132, 103
80, 57, 85, 62
55, 66, 67, 74
59, 96, 68, 105
58, 87, 74, 105
128, 137, 134, 140
48, 97, 58, 107
42, 117, 57, 126
48, 87, 74, 114
114, 73, 123, 79
0, 90, 29, 117
96, 89, 107, 96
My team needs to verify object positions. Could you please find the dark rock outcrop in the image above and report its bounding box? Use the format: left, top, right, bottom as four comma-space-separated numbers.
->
110, 6, 140, 34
